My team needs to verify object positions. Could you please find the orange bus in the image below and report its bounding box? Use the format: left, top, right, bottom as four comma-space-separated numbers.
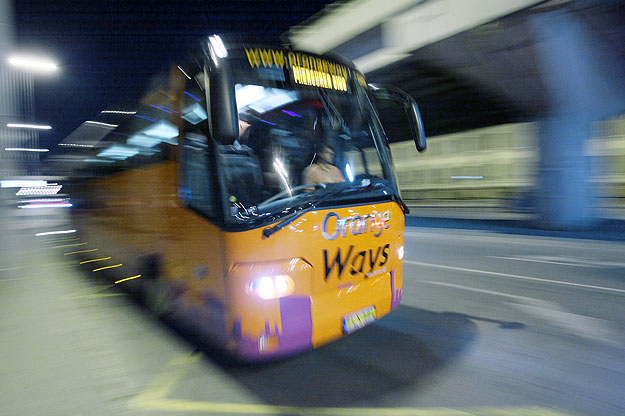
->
68, 34, 426, 361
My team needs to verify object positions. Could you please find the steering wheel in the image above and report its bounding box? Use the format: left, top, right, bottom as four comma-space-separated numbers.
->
258, 183, 326, 206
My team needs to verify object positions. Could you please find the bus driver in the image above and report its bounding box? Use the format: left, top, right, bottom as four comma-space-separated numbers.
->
302, 145, 345, 184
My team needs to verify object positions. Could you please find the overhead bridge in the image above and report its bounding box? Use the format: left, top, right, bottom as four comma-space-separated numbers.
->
289, 0, 625, 229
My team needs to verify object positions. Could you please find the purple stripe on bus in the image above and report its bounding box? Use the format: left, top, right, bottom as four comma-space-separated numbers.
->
391, 267, 402, 309
231, 296, 313, 361
278, 296, 313, 352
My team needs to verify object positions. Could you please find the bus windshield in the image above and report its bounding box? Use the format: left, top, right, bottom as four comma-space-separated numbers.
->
218, 59, 398, 225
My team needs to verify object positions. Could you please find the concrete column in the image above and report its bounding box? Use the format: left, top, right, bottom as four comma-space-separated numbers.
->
0, 0, 17, 179
0, 0, 14, 49
531, 8, 625, 229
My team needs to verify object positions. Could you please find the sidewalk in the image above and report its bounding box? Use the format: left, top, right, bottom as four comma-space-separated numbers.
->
406, 202, 625, 242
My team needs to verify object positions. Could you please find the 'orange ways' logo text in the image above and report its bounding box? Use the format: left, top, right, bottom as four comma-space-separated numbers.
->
321, 211, 390, 240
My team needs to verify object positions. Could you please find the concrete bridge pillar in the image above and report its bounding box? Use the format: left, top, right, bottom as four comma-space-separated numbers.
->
531, 7, 625, 229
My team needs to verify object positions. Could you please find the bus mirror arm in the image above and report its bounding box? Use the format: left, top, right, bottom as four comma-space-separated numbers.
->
205, 58, 238, 144
396, 196, 410, 214
368, 84, 427, 152
407, 100, 427, 153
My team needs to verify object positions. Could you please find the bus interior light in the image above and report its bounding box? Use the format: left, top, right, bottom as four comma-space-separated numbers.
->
182, 103, 208, 125
139, 120, 178, 141
127, 134, 162, 148
97, 145, 139, 160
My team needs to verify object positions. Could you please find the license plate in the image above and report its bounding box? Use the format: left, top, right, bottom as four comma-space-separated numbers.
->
342, 305, 376, 334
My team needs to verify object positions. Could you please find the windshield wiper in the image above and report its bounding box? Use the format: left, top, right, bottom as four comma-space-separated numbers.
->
262, 182, 371, 238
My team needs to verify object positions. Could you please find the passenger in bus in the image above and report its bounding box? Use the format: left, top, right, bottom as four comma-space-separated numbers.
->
302, 145, 345, 184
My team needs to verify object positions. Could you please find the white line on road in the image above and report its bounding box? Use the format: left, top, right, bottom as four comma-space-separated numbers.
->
507, 301, 620, 345
0, 267, 24, 272
405, 260, 625, 294
421, 281, 620, 345
420, 280, 528, 301
0, 276, 33, 282
404, 230, 625, 253
489, 256, 625, 268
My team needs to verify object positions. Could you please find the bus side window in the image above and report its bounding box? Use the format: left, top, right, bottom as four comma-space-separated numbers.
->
180, 133, 217, 219
177, 73, 217, 220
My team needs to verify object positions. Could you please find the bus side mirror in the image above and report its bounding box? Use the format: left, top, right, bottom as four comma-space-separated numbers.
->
205, 62, 238, 145
369, 84, 426, 152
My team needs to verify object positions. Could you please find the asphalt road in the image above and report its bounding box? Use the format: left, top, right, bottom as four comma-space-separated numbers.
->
1, 196, 624, 416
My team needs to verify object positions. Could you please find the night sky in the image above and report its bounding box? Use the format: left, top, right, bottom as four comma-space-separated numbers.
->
13, 0, 336, 152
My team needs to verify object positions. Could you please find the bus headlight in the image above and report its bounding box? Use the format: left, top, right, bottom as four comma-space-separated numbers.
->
397, 245, 404, 261
247, 274, 295, 299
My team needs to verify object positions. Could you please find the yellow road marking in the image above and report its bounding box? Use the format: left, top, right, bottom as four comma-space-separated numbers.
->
80, 257, 111, 264
115, 275, 141, 284
128, 354, 575, 415
65, 248, 98, 255
66, 284, 123, 299
41, 261, 75, 268
44, 237, 80, 243
131, 399, 573, 415
131, 354, 201, 403
93, 264, 122, 272
50, 242, 88, 249
67, 293, 127, 299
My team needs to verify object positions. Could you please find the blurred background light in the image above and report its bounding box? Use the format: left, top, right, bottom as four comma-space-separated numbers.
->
1, 180, 47, 188
16, 184, 62, 196
100, 110, 136, 114
84, 121, 118, 129
35, 229, 76, 237
7, 123, 52, 129
208, 35, 228, 58
8, 55, 58, 72
4, 147, 49, 152
97, 144, 139, 160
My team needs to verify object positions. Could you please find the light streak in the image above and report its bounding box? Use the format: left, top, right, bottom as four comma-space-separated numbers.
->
35, 229, 76, 237
6, 123, 52, 129
5, 147, 49, 152
18, 202, 72, 209
208, 35, 228, 58
16, 185, 62, 196
177, 66, 191, 79
184, 91, 200, 102
2, 180, 47, 188
101, 110, 136, 114
8, 56, 58, 72
85, 120, 118, 128
59, 143, 94, 148
19, 198, 68, 203
281, 110, 302, 117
